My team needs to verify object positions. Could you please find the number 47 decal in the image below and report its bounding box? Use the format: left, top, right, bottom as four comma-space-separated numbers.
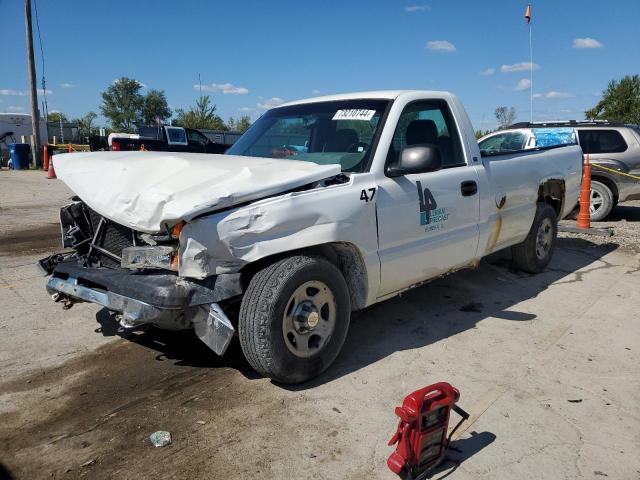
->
360, 188, 377, 202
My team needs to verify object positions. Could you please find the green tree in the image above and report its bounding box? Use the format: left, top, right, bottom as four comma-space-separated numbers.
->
585, 74, 640, 124
475, 129, 493, 139
173, 95, 226, 130
227, 115, 252, 132
47, 111, 68, 123
100, 77, 144, 132
73, 111, 98, 139
494, 106, 516, 129
143, 89, 171, 125
235, 115, 252, 133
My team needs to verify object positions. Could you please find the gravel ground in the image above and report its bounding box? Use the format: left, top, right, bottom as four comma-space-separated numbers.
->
559, 200, 640, 254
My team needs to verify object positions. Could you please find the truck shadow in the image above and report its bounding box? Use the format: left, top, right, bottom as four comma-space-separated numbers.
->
93, 237, 619, 383
285, 236, 619, 388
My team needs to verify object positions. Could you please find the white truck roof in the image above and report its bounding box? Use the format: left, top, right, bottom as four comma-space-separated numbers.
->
279, 90, 455, 107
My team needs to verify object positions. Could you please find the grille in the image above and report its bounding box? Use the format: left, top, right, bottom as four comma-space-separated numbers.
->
86, 207, 136, 268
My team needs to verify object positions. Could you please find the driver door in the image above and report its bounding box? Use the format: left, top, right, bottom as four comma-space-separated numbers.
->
376, 101, 480, 297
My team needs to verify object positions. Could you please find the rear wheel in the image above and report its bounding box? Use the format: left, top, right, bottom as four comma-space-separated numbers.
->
512, 203, 557, 273
589, 180, 614, 221
238, 255, 351, 384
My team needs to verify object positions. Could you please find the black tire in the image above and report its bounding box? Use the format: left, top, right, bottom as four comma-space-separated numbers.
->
589, 180, 614, 221
511, 203, 557, 274
238, 255, 351, 384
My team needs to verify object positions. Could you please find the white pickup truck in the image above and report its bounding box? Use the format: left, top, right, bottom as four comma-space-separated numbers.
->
41, 91, 582, 383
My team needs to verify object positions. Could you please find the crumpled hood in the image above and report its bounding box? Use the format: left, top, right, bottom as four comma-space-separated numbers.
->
53, 151, 341, 233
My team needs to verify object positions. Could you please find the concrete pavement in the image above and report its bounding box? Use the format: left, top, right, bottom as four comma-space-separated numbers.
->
1, 171, 639, 479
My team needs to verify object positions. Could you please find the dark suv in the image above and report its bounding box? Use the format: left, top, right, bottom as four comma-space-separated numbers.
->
480, 121, 640, 220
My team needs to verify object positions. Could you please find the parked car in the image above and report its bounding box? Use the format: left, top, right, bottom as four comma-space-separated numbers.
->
41, 90, 582, 383
479, 121, 640, 220
109, 125, 233, 154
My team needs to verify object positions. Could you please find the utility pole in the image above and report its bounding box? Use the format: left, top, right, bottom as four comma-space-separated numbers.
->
25, 0, 41, 167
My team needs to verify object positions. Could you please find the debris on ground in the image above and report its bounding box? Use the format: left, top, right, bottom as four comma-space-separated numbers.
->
567, 399, 583, 403
149, 431, 172, 447
196, 420, 206, 425
80, 458, 96, 468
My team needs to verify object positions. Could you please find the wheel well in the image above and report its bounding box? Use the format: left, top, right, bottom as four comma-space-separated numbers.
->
537, 179, 565, 216
239, 242, 368, 311
591, 175, 618, 202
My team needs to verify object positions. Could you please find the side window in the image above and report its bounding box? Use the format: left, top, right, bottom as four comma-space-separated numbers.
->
187, 129, 207, 146
578, 129, 627, 154
388, 101, 465, 168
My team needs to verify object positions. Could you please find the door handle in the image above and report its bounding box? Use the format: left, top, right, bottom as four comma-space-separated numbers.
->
460, 180, 477, 196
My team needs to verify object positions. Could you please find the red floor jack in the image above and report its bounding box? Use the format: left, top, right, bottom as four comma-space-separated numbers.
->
387, 382, 470, 480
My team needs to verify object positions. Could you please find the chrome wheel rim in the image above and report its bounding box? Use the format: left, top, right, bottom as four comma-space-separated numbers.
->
535, 218, 553, 260
589, 188, 603, 216
282, 280, 336, 358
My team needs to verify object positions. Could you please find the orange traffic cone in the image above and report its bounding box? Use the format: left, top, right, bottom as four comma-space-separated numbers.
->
47, 156, 57, 179
43, 144, 49, 171
576, 154, 591, 229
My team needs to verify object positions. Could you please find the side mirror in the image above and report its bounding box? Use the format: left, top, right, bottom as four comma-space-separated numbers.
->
386, 145, 442, 177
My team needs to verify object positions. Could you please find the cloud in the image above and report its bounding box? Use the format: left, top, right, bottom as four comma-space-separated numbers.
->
312, 89, 321, 94
60, 82, 75, 88
405, 5, 429, 12
546, 91, 573, 99
533, 90, 573, 99
426, 40, 456, 52
501, 62, 540, 73
197, 82, 249, 95
257, 97, 285, 110
0, 88, 52, 96
515, 79, 532, 91
238, 107, 255, 112
7, 106, 25, 112
479, 68, 495, 76
572, 37, 603, 49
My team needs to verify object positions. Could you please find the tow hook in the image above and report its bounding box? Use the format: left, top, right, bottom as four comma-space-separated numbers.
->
52, 292, 77, 310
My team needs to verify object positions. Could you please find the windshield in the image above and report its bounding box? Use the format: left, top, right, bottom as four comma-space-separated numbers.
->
227, 99, 391, 173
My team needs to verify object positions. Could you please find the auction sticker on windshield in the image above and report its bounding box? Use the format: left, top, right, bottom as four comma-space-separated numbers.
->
332, 109, 376, 121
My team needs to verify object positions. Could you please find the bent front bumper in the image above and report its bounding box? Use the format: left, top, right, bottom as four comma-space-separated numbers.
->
44, 257, 243, 354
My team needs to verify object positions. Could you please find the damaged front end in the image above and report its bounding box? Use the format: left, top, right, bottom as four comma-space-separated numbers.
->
39, 200, 242, 355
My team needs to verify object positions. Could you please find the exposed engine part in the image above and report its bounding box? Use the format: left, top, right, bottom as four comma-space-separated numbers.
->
59, 201, 177, 269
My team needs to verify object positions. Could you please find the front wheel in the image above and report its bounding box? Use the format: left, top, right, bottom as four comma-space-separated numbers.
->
511, 203, 558, 273
239, 255, 351, 384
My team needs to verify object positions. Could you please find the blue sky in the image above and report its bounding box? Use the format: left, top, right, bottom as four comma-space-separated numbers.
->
1, 0, 638, 130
